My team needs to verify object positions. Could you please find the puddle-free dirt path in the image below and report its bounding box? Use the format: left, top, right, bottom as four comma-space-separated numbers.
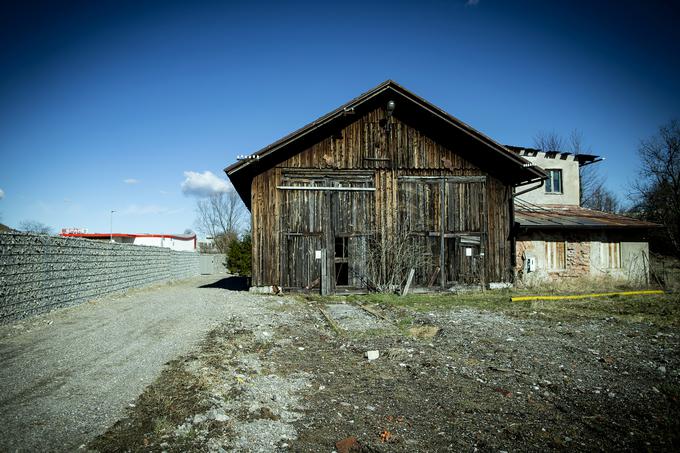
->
0, 275, 260, 452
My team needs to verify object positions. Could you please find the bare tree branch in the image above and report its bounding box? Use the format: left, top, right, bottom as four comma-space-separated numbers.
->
631, 120, 680, 255
194, 190, 247, 254
19, 220, 53, 235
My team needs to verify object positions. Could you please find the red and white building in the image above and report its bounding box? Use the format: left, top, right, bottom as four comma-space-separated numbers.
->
60, 229, 197, 252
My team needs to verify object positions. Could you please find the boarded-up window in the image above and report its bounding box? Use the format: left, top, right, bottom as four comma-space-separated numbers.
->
601, 242, 621, 269
545, 241, 566, 270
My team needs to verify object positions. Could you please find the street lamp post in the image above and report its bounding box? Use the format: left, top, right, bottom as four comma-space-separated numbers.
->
110, 210, 116, 243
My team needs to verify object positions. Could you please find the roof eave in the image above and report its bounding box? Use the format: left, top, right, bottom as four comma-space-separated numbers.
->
225, 80, 546, 184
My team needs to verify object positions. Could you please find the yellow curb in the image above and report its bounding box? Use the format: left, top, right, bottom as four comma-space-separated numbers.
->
511, 290, 665, 302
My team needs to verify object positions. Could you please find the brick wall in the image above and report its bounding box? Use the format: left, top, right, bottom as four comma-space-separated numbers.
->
0, 233, 200, 323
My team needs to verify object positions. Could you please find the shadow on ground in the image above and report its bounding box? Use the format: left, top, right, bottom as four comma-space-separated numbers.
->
199, 276, 249, 291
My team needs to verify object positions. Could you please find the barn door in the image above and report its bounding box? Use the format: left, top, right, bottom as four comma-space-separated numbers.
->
280, 178, 325, 289
280, 174, 375, 291
329, 178, 375, 290
397, 179, 441, 286
398, 176, 487, 288
443, 179, 486, 285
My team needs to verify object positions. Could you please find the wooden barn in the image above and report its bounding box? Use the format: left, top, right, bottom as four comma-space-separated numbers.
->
225, 81, 545, 293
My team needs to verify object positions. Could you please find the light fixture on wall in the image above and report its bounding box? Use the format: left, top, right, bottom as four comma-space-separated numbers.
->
385, 100, 395, 133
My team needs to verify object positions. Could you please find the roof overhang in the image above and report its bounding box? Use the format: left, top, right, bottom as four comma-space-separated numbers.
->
505, 145, 603, 167
514, 205, 661, 231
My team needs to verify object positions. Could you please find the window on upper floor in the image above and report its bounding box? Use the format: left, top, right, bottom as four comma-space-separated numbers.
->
545, 169, 563, 193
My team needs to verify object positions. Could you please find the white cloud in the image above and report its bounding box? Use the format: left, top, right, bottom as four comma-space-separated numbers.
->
181, 171, 232, 197
0, 188, 4, 199
124, 178, 140, 184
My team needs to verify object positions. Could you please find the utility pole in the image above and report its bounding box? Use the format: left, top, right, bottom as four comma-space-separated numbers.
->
110, 210, 116, 243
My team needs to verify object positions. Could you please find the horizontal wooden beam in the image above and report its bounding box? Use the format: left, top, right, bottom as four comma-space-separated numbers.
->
398, 175, 486, 182
276, 186, 376, 192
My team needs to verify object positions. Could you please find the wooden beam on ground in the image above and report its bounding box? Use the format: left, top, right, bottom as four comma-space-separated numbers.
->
319, 307, 342, 334
357, 303, 388, 320
401, 268, 416, 296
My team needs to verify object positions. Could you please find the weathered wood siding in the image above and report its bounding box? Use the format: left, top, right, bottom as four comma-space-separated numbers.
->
251, 106, 513, 289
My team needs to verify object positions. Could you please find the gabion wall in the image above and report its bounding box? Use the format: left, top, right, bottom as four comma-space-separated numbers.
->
0, 232, 200, 323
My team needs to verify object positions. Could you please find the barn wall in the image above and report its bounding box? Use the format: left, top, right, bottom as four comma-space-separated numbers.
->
250, 107, 513, 289
251, 167, 281, 286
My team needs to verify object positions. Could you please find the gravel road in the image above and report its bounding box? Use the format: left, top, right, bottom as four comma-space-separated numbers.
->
0, 275, 253, 452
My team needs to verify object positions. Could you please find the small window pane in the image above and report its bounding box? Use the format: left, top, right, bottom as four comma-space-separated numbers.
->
546, 169, 562, 193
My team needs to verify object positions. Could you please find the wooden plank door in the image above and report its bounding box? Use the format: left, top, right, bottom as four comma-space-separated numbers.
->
443, 179, 487, 285
397, 178, 441, 287
398, 176, 487, 288
280, 178, 325, 289
329, 178, 375, 290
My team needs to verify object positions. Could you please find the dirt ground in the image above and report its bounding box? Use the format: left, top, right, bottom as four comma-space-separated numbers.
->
89, 287, 680, 452
0, 275, 254, 452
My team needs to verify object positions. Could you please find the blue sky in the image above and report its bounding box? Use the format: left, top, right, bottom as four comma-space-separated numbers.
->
1, 0, 678, 235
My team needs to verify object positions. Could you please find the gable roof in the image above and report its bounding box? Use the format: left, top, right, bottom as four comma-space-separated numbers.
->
225, 80, 546, 207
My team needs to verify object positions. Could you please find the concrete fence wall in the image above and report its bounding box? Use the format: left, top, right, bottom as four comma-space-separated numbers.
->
0, 232, 200, 323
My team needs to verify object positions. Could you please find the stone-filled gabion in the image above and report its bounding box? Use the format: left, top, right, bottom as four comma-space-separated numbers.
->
0, 232, 200, 323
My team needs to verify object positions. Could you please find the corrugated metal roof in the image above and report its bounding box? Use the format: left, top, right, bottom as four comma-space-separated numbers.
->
514, 203, 659, 230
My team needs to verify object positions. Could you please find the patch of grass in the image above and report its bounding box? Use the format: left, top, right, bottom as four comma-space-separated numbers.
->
348, 291, 524, 313
89, 361, 211, 452
396, 316, 414, 331
152, 416, 174, 436
530, 294, 680, 326
341, 291, 680, 326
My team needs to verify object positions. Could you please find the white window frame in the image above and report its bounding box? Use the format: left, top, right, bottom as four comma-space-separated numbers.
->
545, 169, 563, 194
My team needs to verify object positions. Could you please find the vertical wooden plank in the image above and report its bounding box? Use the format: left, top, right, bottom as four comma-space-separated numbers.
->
480, 180, 488, 288
439, 178, 446, 288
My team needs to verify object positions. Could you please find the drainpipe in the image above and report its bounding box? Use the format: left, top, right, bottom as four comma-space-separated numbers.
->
509, 178, 545, 281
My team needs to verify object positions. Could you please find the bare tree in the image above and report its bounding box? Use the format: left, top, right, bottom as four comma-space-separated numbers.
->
19, 220, 53, 235
632, 120, 680, 255
587, 185, 620, 213
534, 129, 618, 212
364, 231, 435, 292
533, 130, 564, 153
194, 190, 247, 254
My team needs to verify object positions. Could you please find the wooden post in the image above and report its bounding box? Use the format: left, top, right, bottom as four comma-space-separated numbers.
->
402, 268, 415, 296
320, 248, 329, 296
439, 179, 446, 288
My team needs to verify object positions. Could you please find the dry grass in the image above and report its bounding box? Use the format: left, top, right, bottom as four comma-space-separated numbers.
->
343, 288, 680, 327
88, 360, 211, 452
651, 253, 680, 292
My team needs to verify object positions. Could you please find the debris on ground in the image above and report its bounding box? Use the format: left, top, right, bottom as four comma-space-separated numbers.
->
88, 293, 680, 452
365, 350, 380, 361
